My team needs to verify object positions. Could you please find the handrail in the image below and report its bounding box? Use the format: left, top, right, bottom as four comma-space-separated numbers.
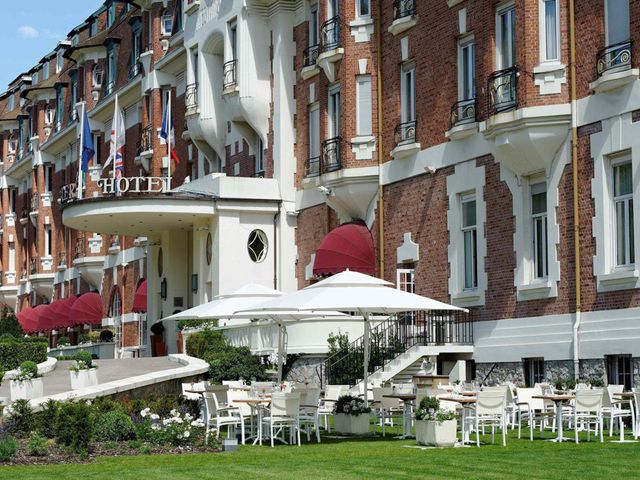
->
303, 44, 320, 67
487, 66, 518, 116
393, 0, 416, 20
596, 40, 632, 77
394, 120, 417, 147
223, 59, 238, 90
450, 98, 477, 128
321, 137, 342, 174
320, 16, 340, 52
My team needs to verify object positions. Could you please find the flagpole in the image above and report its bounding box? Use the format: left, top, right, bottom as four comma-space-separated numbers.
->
77, 102, 85, 200
167, 92, 172, 191
113, 94, 118, 186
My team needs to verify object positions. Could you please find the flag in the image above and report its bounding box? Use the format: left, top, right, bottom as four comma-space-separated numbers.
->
160, 96, 180, 164
81, 110, 94, 173
103, 96, 125, 178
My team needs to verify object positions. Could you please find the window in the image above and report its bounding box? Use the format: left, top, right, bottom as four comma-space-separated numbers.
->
541, 0, 560, 62
106, 45, 117, 95
255, 137, 265, 175
42, 62, 49, 81
613, 161, 634, 266
605, 0, 630, 46
357, 0, 371, 18
173, 0, 183, 33
9, 189, 15, 214
44, 165, 53, 193
131, 21, 142, 76
328, 0, 339, 17
109, 287, 122, 317
8, 242, 15, 272
56, 51, 64, 74
458, 38, 475, 100
8, 94, 14, 112
531, 182, 548, 279
72, 34, 79, 47
45, 106, 55, 126
356, 75, 372, 136
309, 3, 319, 46
247, 230, 268, 263
523, 357, 545, 387
94, 134, 102, 165
461, 193, 477, 290
55, 87, 65, 132
606, 355, 633, 390
309, 104, 320, 160
397, 268, 415, 293
92, 63, 104, 88
328, 85, 341, 138
496, 4, 516, 69
400, 64, 416, 123
229, 20, 238, 60
70, 72, 78, 121
44, 225, 52, 257
107, 2, 116, 28
8, 134, 17, 153
32, 70, 39, 85
90, 20, 98, 37
161, 9, 173, 36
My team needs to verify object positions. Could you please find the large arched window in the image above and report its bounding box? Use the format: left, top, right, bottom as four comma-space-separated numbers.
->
161, 9, 173, 36
109, 287, 122, 318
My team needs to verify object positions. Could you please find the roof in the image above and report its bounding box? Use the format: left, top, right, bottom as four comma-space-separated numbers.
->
21, 71, 67, 100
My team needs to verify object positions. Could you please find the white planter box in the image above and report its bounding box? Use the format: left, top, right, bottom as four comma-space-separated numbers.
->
10, 378, 44, 401
334, 413, 370, 435
415, 419, 458, 447
70, 368, 99, 390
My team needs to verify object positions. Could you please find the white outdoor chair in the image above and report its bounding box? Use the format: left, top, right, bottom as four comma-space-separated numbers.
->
634, 390, 640, 439
262, 392, 301, 447
295, 386, 321, 443
575, 383, 591, 391
572, 389, 604, 443
515, 388, 554, 440
602, 387, 632, 437
475, 389, 507, 446
318, 385, 347, 431
181, 382, 204, 401
203, 391, 245, 444
227, 388, 254, 440
223, 379, 246, 389
372, 387, 403, 437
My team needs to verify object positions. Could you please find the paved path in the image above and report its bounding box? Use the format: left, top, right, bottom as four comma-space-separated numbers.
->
0, 357, 182, 398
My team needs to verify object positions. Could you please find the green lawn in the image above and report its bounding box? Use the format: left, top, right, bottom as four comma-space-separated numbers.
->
2, 429, 639, 480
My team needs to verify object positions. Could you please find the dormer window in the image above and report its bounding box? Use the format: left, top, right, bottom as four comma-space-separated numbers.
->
45, 106, 55, 126
161, 9, 173, 36
8, 94, 14, 112
90, 20, 98, 37
8, 134, 17, 154
92, 63, 104, 89
72, 34, 79, 47
107, 2, 116, 28
32, 71, 39, 84
43, 62, 49, 80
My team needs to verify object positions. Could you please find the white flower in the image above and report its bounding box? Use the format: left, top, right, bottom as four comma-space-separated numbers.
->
175, 417, 184, 424
183, 430, 190, 438
191, 420, 204, 427
151, 424, 160, 431
170, 409, 178, 417
141, 408, 151, 418
150, 414, 160, 421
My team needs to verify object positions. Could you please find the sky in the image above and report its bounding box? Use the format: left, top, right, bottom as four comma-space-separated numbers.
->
0, 0, 104, 89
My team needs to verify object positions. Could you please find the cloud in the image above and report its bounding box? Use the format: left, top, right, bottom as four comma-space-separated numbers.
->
18, 25, 39, 39
42, 28, 60, 40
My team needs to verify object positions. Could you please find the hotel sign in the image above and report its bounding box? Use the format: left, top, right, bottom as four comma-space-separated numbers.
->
97, 176, 170, 195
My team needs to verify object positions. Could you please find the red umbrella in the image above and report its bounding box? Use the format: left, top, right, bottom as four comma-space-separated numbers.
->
132, 280, 147, 313
69, 292, 103, 327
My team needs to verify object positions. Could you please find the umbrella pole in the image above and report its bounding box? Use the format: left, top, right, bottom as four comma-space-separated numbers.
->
277, 323, 285, 383
363, 313, 370, 407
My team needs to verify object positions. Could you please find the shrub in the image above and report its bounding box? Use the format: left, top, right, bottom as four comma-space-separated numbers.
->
0, 436, 18, 462
26, 432, 48, 456
0, 341, 47, 371
57, 336, 70, 347
415, 396, 456, 423
185, 328, 227, 359
333, 395, 371, 416
38, 400, 60, 438
78, 333, 90, 344
8, 399, 35, 437
0, 369, 4, 386
89, 331, 101, 343
204, 346, 268, 384
69, 350, 94, 372
0, 310, 23, 338
94, 411, 135, 442
178, 319, 215, 331
55, 401, 94, 453
0, 334, 14, 343
14, 361, 39, 381
138, 408, 205, 447
99, 329, 114, 343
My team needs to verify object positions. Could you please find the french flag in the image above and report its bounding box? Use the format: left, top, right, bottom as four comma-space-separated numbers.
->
160, 95, 180, 164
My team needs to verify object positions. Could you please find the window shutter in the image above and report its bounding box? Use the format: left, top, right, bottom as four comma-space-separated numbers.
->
356, 75, 372, 136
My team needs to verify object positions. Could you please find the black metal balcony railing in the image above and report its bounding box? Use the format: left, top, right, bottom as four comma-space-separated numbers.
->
30, 257, 38, 275
58, 251, 67, 268
74, 238, 86, 259
320, 16, 341, 52
450, 98, 477, 128
129, 60, 142, 79
487, 66, 518, 116
21, 207, 28, 220
393, 0, 416, 20
137, 124, 153, 155
303, 44, 320, 67
305, 156, 321, 177
31, 192, 38, 212
394, 120, 417, 146
223, 59, 238, 90
596, 40, 632, 77
321, 137, 342, 174
185, 82, 198, 112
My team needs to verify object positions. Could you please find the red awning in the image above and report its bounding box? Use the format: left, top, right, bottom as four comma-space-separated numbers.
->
39, 302, 59, 331
69, 292, 103, 326
132, 280, 147, 313
17, 309, 33, 334
32, 304, 51, 332
56, 295, 78, 328
313, 222, 376, 277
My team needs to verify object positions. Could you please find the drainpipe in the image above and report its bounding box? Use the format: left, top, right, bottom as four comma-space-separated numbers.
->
273, 204, 280, 290
569, 0, 581, 380
375, 0, 384, 278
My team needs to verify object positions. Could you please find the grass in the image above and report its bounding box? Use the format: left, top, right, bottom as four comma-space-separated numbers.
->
1, 427, 639, 480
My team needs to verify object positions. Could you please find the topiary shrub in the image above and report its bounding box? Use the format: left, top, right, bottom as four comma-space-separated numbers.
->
14, 361, 39, 382
94, 411, 135, 442
78, 333, 90, 344
0, 341, 47, 371
55, 401, 94, 453
99, 329, 114, 343
70, 350, 94, 371
8, 399, 35, 437
89, 331, 101, 343
0, 309, 23, 338
57, 336, 70, 347
26, 431, 48, 456
38, 400, 60, 438
0, 437, 18, 462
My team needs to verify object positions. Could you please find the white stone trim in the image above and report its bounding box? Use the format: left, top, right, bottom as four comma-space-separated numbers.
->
591, 112, 640, 292
533, 63, 566, 95
447, 161, 486, 307
349, 17, 373, 43
396, 232, 419, 264
351, 135, 376, 160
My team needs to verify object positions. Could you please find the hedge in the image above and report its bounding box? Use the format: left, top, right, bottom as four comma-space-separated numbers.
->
0, 342, 48, 371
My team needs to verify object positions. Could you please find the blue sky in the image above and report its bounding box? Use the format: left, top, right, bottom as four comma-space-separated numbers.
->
0, 0, 103, 89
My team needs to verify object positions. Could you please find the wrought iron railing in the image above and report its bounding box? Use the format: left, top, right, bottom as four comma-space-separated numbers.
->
58, 251, 67, 268
74, 237, 86, 259
450, 98, 477, 128
30, 192, 38, 212
223, 59, 238, 90
185, 82, 198, 112
393, 0, 416, 20
303, 44, 320, 67
321, 137, 342, 174
394, 120, 417, 146
487, 66, 518, 115
318, 310, 474, 387
137, 124, 153, 155
305, 156, 321, 178
129, 60, 142, 79
30, 257, 38, 275
320, 16, 340, 52
596, 40, 632, 77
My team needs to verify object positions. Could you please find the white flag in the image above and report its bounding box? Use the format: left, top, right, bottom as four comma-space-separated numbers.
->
103, 95, 126, 171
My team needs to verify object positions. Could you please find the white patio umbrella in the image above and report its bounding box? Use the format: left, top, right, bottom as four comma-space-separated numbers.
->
236, 270, 467, 405
160, 283, 283, 325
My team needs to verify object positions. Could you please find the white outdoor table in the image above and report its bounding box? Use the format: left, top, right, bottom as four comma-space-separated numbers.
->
383, 393, 416, 439
440, 395, 476, 446
533, 394, 573, 442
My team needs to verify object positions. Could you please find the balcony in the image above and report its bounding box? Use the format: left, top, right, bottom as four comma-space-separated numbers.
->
389, 0, 417, 36
446, 98, 478, 140
223, 59, 238, 94
57, 251, 67, 271
185, 0, 200, 15
20, 208, 28, 226
487, 67, 518, 116
391, 120, 420, 159
129, 60, 142, 79
135, 124, 154, 172
305, 156, 321, 178
73, 237, 105, 290
321, 137, 342, 174
185, 83, 199, 116
29, 192, 39, 226
590, 40, 638, 93
301, 45, 320, 80
318, 16, 343, 82
29, 255, 55, 299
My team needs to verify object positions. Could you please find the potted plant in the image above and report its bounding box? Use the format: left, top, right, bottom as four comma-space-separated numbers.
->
10, 361, 44, 401
69, 351, 98, 390
57, 336, 70, 347
333, 395, 371, 435
414, 396, 457, 447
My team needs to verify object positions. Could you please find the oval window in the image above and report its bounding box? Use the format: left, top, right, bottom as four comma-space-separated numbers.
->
247, 230, 268, 263
206, 233, 212, 265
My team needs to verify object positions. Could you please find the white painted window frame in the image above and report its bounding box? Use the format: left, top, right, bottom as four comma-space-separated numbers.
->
356, 74, 372, 136
309, 3, 319, 45
309, 102, 320, 159
612, 157, 634, 267
355, 0, 371, 19
531, 180, 549, 279
328, 83, 341, 138
400, 63, 416, 123
604, 0, 630, 46
460, 193, 478, 290
539, 0, 561, 64
496, 1, 516, 70
396, 268, 415, 293
457, 35, 475, 101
